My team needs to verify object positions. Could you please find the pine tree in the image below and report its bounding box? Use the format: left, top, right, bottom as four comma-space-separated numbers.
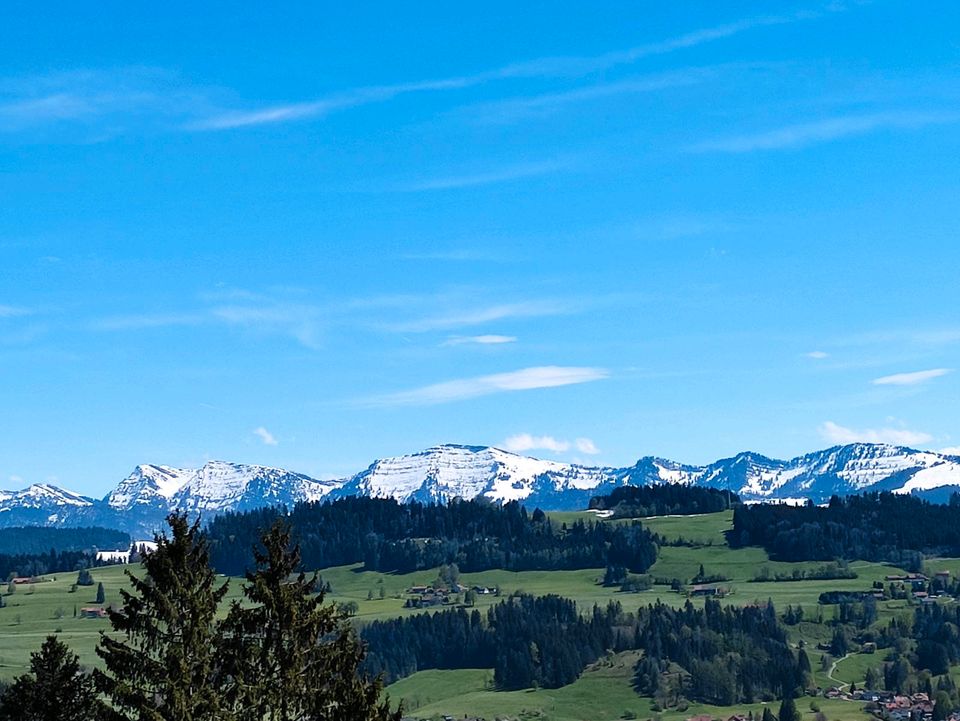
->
0, 635, 110, 721
798, 648, 812, 688
95, 582, 105, 605
933, 691, 953, 721
762, 705, 778, 721
95, 513, 229, 721
218, 520, 400, 721
779, 695, 801, 721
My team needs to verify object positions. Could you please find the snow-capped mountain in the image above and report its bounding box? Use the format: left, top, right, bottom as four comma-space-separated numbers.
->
3, 443, 960, 533
0, 483, 95, 527
330, 444, 616, 507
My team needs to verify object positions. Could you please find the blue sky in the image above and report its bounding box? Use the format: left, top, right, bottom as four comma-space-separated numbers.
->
2, 1, 960, 497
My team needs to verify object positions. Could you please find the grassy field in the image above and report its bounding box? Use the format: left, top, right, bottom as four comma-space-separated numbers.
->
0, 509, 934, 721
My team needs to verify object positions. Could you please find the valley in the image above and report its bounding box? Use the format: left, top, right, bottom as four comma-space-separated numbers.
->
2, 505, 957, 721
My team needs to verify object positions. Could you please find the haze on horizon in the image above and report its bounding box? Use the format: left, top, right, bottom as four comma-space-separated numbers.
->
2, 1, 959, 497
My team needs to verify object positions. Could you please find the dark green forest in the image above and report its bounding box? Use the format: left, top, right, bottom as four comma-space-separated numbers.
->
731, 492, 960, 563
205, 497, 660, 576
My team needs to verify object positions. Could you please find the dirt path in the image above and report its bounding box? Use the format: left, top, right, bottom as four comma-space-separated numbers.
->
827, 652, 854, 689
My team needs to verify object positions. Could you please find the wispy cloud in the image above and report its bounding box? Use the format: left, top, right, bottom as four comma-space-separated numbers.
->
393, 300, 571, 333
442, 335, 517, 346
0, 68, 220, 136
92, 295, 326, 349
367, 365, 609, 406
575, 437, 601, 455
468, 70, 711, 124
0, 305, 32, 318
806, 350, 830, 359
194, 7, 834, 131
252, 426, 278, 446
501, 433, 601, 455
398, 159, 569, 192
819, 420, 933, 446
503, 433, 571, 453
91, 312, 206, 331
401, 248, 515, 263
872, 368, 952, 386
690, 111, 960, 153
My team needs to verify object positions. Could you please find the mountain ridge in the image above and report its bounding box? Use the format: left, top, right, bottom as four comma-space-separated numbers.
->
3, 442, 960, 534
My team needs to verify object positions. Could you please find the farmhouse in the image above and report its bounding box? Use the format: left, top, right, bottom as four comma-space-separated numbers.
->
689, 584, 729, 598
79, 607, 107, 618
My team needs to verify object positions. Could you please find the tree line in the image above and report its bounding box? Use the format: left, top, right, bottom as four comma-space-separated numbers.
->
731, 492, 960, 562
0, 526, 131, 556
0, 550, 113, 582
588, 484, 738, 518
362, 594, 617, 690
361, 595, 804, 706
205, 497, 660, 576
0, 514, 399, 721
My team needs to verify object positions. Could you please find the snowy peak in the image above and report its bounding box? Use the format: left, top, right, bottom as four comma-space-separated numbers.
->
171, 460, 340, 513
3, 442, 960, 533
0, 483, 94, 527
107, 464, 193, 510
333, 444, 614, 505
6, 483, 94, 508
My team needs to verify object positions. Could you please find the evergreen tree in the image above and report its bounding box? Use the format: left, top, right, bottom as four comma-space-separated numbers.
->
219, 520, 400, 721
762, 706, 778, 721
0, 635, 110, 721
797, 648, 813, 685
865, 667, 879, 690
778, 695, 801, 721
933, 691, 953, 721
95, 513, 229, 721
95, 582, 105, 605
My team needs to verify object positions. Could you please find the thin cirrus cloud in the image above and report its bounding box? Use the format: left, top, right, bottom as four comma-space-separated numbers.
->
392, 299, 572, 333
442, 335, 517, 346
192, 6, 835, 131
805, 350, 830, 359
872, 368, 952, 386
819, 420, 933, 446
0, 305, 32, 318
397, 159, 570, 192
366, 365, 609, 407
689, 111, 960, 153
467, 69, 713, 124
252, 426, 278, 446
92, 300, 325, 349
0, 68, 223, 135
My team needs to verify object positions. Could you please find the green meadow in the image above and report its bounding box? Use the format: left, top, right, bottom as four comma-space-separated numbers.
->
0, 509, 939, 721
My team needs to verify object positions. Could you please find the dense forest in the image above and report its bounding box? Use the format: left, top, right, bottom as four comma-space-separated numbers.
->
0, 526, 130, 555
0, 550, 110, 580
731, 492, 960, 563
362, 594, 615, 690
361, 596, 804, 704
206, 497, 660, 576
589, 484, 738, 518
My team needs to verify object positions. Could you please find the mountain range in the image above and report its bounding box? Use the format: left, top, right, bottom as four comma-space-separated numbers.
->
2, 443, 959, 535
